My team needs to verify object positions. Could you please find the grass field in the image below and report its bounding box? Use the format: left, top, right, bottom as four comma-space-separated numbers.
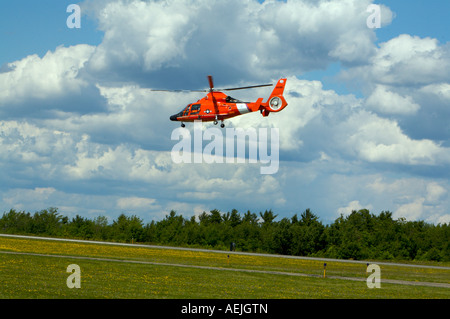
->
0, 235, 449, 299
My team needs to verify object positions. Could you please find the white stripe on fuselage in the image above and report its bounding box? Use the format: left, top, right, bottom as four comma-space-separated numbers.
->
236, 103, 250, 114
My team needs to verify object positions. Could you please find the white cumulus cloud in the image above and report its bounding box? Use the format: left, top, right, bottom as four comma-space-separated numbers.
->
0, 45, 95, 105
366, 85, 420, 115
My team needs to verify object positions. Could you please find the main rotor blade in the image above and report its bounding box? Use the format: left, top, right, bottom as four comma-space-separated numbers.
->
147, 89, 207, 92
207, 75, 214, 91
146, 78, 273, 93
222, 83, 273, 91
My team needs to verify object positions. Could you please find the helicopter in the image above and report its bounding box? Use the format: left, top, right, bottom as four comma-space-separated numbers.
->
157, 76, 288, 127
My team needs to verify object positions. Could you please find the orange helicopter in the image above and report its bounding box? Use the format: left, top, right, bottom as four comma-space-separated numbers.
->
161, 76, 288, 127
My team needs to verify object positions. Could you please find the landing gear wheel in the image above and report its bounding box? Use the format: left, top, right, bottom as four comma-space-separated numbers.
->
213, 120, 218, 125
220, 123, 225, 128
181, 123, 185, 128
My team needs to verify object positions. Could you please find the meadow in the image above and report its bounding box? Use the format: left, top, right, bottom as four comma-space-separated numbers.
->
0, 236, 449, 299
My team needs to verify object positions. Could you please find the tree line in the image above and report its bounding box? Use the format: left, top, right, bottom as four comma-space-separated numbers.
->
0, 207, 448, 262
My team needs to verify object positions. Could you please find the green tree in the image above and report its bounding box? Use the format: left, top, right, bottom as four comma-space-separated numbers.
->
31, 208, 64, 236
272, 218, 292, 255
228, 209, 242, 227
0, 209, 33, 234
290, 209, 325, 256
209, 209, 222, 224
234, 211, 261, 252
155, 210, 185, 244
111, 213, 144, 242
93, 215, 110, 240
260, 210, 278, 226
67, 215, 95, 239
259, 210, 278, 253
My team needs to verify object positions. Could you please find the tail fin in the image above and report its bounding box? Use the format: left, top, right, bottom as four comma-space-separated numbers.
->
260, 78, 288, 116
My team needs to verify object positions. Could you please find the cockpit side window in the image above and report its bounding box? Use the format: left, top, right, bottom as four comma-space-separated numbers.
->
190, 104, 200, 115
226, 96, 242, 103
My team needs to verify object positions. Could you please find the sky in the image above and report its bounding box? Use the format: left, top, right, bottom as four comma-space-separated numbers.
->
0, 0, 449, 225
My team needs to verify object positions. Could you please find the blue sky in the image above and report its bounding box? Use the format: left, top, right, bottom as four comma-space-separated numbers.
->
303, 1, 450, 96
2, 1, 449, 93
375, 1, 449, 44
1, 0, 449, 225
1, 1, 102, 66
3, 1, 449, 77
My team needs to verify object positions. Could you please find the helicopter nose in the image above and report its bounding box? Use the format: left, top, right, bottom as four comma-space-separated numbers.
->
170, 114, 177, 121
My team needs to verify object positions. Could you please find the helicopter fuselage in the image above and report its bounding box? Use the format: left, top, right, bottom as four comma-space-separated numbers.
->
170, 78, 288, 127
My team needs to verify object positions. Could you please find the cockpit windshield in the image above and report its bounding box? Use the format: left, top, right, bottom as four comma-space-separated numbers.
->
182, 105, 190, 116
178, 104, 201, 116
